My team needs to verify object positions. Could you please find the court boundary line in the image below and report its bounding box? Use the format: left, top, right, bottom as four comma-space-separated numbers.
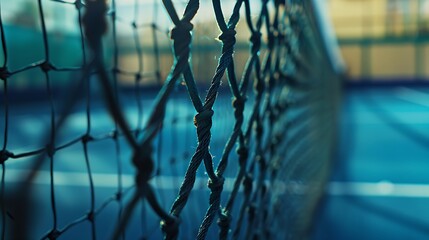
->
5, 170, 429, 198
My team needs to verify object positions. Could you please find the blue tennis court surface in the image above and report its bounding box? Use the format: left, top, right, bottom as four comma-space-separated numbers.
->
4, 85, 429, 239
6, 84, 429, 239
313, 86, 429, 240
2, 89, 249, 239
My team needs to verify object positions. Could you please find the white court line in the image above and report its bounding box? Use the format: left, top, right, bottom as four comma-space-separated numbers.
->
3, 170, 236, 191
346, 112, 429, 125
395, 87, 429, 108
329, 181, 429, 198
5, 170, 429, 198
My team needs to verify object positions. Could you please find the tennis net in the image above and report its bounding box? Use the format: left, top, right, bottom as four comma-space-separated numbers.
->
0, 0, 343, 239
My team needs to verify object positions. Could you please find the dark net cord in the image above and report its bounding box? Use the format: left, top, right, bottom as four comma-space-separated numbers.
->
0, 0, 341, 239
0, 2, 7, 238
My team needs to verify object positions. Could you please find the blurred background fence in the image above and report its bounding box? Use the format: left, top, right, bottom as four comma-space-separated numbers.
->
328, 0, 429, 81
5, 0, 429, 87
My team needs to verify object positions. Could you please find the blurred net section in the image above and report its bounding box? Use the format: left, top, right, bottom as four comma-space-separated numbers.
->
0, 0, 342, 239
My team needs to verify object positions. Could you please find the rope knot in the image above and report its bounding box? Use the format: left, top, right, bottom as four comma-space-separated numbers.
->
219, 28, 237, 51
87, 211, 95, 222
75, 0, 82, 10
160, 216, 180, 238
0, 150, 12, 164
267, 31, 275, 50
217, 210, 231, 228
219, 29, 236, 42
262, 182, 268, 196
275, 0, 286, 6
115, 191, 122, 201
82, 134, 93, 143
250, 32, 262, 53
46, 144, 55, 158
255, 77, 265, 94
207, 176, 224, 192
232, 97, 245, 120
236, 145, 248, 166
248, 204, 256, 219
171, 20, 193, 60
40, 61, 54, 72
0, 67, 9, 81
47, 229, 60, 240
170, 21, 193, 40
133, 144, 154, 185
135, 73, 142, 82
255, 122, 263, 138
82, 0, 108, 48
193, 109, 214, 129
243, 174, 253, 195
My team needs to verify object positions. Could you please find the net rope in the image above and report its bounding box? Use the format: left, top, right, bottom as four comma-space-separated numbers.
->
0, 0, 341, 239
